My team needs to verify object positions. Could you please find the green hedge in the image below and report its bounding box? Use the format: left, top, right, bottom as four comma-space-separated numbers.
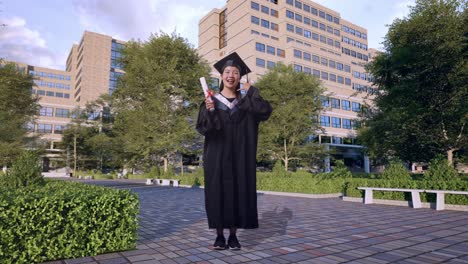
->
0, 180, 139, 264
345, 178, 468, 205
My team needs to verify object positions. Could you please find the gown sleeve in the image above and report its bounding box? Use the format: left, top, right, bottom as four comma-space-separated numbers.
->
196, 102, 222, 136
237, 86, 272, 122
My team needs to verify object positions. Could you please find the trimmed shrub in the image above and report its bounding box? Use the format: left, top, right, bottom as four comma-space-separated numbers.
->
381, 160, 411, 180
0, 180, 139, 263
3, 151, 44, 188
424, 155, 459, 181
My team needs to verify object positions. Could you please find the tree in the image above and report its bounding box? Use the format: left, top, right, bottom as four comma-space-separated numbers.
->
256, 63, 325, 171
360, 0, 467, 166
0, 61, 39, 167
112, 32, 210, 172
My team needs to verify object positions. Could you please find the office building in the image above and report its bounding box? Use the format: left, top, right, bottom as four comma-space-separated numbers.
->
198, 0, 376, 172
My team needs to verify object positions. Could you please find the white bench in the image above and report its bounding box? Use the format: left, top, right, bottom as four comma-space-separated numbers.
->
154, 179, 180, 187
424, 190, 468, 211
358, 187, 424, 208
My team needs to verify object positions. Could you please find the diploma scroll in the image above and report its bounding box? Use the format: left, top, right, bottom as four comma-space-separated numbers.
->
200, 77, 215, 112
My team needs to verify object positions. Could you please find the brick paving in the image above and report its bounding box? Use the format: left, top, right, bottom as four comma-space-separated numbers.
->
43, 181, 468, 264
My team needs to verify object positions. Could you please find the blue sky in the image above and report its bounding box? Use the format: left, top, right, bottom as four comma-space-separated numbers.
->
0, 0, 414, 70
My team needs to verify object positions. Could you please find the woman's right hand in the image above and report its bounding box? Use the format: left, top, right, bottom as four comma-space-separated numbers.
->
205, 97, 215, 111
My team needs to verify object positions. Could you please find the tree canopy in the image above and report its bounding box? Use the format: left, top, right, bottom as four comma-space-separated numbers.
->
0, 62, 39, 165
256, 63, 325, 171
112, 32, 210, 171
359, 0, 467, 165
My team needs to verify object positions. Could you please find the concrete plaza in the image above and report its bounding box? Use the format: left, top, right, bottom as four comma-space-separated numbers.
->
44, 181, 468, 264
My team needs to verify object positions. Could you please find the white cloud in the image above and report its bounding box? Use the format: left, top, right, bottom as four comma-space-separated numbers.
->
71, 0, 223, 46
0, 16, 64, 69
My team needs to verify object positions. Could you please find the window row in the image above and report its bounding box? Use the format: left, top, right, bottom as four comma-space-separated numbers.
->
342, 25, 367, 40
343, 37, 367, 51
29, 71, 71, 81
292, 65, 352, 86
287, 23, 340, 49
38, 107, 71, 118
342, 48, 369, 62
32, 89, 71, 99
255, 58, 277, 69
28, 123, 67, 134
286, 0, 340, 25
251, 1, 278, 17
33, 80, 71, 90
285, 10, 340, 38
292, 49, 351, 73
109, 71, 124, 95
255, 42, 286, 58
352, 83, 378, 95
320, 115, 357, 129
308, 135, 358, 145
251, 16, 279, 32
251, 30, 279, 41
321, 96, 361, 112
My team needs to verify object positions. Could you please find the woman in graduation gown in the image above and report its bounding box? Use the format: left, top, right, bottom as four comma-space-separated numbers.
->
196, 52, 272, 250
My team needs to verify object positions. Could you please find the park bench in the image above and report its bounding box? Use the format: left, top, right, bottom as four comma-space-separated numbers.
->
424, 190, 468, 211
357, 187, 424, 208
147, 178, 180, 187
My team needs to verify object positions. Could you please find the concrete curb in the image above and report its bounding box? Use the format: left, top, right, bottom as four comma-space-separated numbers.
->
342, 196, 468, 211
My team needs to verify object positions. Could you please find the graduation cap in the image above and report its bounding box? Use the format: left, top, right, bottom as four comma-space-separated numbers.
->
213, 52, 251, 77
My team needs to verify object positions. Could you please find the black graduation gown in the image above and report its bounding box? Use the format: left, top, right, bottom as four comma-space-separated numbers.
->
196, 87, 272, 229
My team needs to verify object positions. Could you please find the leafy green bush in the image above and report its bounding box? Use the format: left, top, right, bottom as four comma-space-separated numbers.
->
0, 180, 139, 263
424, 155, 459, 181
381, 160, 411, 180
3, 151, 44, 188
316, 160, 352, 179
272, 160, 287, 176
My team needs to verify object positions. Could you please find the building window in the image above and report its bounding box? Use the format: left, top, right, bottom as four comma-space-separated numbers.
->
321, 71, 328, 80
329, 60, 336, 68
55, 108, 70, 118
311, 8, 318, 15
342, 100, 351, 111
267, 61, 276, 69
304, 67, 311, 74
39, 107, 53, 117
320, 116, 330, 127
304, 17, 310, 25
256, 42, 265, 52
286, 23, 294, 32
342, 119, 352, 129
344, 65, 351, 72
312, 55, 320, 64
271, 22, 278, 31
251, 16, 260, 25
312, 33, 319, 40
277, 48, 285, 57
303, 52, 311, 61
37, 90, 45, 96
312, 20, 318, 28
321, 96, 330, 107
304, 30, 311, 38
267, 45, 275, 55
271, 9, 278, 17
294, 64, 302, 72
286, 10, 294, 19
54, 125, 66, 134
256, 58, 266, 68
294, 49, 302, 58
332, 117, 341, 128
320, 35, 326, 43
303, 4, 310, 12
319, 23, 326, 31
261, 4, 268, 13
321, 58, 328, 66
55, 92, 64, 98
345, 78, 351, 86
261, 19, 270, 28
352, 102, 361, 112
337, 76, 344, 84
295, 13, 302, 22
319, 11, 325, 18
37, 124, 53, 133
295, 26, 303, 35
286, 0, 293, 5
331, 98, 340, 108
295, 0, 302, 9
313, 69, 320, 77
46, 91, 54, 97
329, 73, 336, 82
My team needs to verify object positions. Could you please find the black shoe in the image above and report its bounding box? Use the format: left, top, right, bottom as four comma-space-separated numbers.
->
228, 234, 241, 250
213, 235, 226, 250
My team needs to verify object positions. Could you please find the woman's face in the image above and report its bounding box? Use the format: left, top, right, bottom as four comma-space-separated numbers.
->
222, 66, 240, 91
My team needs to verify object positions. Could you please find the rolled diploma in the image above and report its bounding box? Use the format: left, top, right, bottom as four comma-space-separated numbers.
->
200, 77, 215, 111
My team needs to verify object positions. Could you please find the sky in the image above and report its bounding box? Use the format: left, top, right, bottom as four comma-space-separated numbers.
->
0, 0, 415, 70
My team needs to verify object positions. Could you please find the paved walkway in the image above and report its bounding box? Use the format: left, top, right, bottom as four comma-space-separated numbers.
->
44, 180, 468, 264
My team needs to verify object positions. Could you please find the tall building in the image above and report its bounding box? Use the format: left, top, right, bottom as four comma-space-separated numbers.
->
198, 0, 376, 172
7, 31, 125, 170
